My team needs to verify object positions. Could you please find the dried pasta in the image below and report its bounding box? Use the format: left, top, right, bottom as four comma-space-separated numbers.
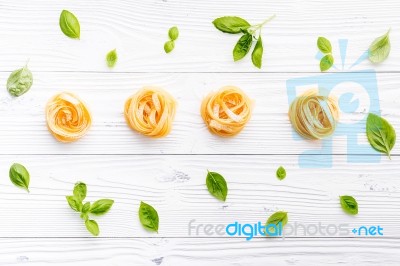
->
201, 86, 253, 137
124, 87, 176, 138
288, 89, 339, 140
46, 92, 92, 142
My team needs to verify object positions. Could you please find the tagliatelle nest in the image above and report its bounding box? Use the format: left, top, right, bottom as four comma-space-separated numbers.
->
288, 89, 339, 140
124, 87, 177, 138
201, 86, 253, 137
46, 92, 92, 142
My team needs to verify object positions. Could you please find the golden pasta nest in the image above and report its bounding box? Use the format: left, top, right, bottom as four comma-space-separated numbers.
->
124, 87, 177, 138
201, 86, 253, 137
288, 89, 339, 140
46, 92, 92, 142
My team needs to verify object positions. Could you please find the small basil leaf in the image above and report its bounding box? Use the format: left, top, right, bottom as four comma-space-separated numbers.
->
106, 49, 118, 68
233, 33, 253, 62
212, 16, 251, 34
73, 182, 87, 202
206, 171, 228, 201
368, 30, 390, 63
317, 37, 332, 54
276, 166, 286, 180
168, 26, 179, 41
7, 65, 33, 97
139, 201, 159, 233
265, 211, 288, 235
251, 36, 263, 69
366, 113, 396, 158
164, 40, 175, 53
320, 54, 334, 71
82, 202, 91, 214
59, 10, 80, 39
89, 199, 114, 215
9, 163, 30, 192
340, 195, 358, 215
66, 196, 82, 212
85, 219, 99, 236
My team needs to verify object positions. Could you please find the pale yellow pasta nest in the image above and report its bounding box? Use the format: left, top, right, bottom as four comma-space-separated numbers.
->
124, 87, 177, 138
46, 92, 92, 142
201, 86, 253, 137
289, 89, 339, 140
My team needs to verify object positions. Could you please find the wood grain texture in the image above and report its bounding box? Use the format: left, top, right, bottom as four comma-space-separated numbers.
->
0, 72, 399, 156
0, 0, 399, 72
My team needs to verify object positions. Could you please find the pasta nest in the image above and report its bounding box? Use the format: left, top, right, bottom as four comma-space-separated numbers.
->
46, 92, 92, 142
201, 86, 253, 137
289, 89, 339, 140
124, 87, 177, 138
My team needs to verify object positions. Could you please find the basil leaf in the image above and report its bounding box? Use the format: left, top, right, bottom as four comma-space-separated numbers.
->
366, 113, 396, 158
89, 199, 114, 215
320, 54, 334, 71
106, 49, 118, 68
251, 36, 263, 69
368, 30, 390, 63
340, 195, 358, 215
233, 33, 253, 62
265, 211, 288, 235
139, 201, 159, 233
168, 26, 179, 41
9, 163, 30, 192
164, 40, 175, 53
66, 196, 82, 212
206, 171, 228, 201
276, 166, 286, 180
59, 10, 80, 39
317, 37, 332, 54
85, 219, 99, 236
212, 16, 250, 34
7, 65, 33, 97
73, 182, 87, 202
82, 202, 91, 214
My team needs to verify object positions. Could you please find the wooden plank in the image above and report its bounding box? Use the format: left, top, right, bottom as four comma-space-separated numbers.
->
0, 0, 398, 72
0, 72, 398, 156
0, 155, 398, 237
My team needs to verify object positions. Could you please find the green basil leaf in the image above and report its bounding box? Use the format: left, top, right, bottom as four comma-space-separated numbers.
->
265, 211, 288, 235
7, 65, 33, 97
168, 26, 179, 41
66, 196, 82, 212
320, 54, 334, 71
139, 201, 159, 233
212, 16, 250, 34
276, 166, 286, 180
340, 195, 358, 215
89, 199, 114, 215
317, 37, 332, 54
73, 182, 87, 202
164, 40, 175, 53
82, 202, 91, 214
80, 212, 88, 221
106, 49, 118, 68
366, 113, 396, 158
233, 33, 253, 62
9, 163, 30, 192
251, 36, 263, 69
85, 219, 99, 236
368, 30, 390, 63
206, 170, 228, 201
59, 10, 80, 39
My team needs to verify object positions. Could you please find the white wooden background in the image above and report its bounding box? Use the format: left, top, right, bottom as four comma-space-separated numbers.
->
1, 0, 400, 265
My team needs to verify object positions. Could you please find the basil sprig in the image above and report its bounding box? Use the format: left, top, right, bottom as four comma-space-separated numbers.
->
66, 182, 114, 236
317, 37, 334, 71
366, 113, 396, 159
9, 163, 30, 192
139, 201, 159, 233
340, 195, 358, 215
212, 15, 275, 69
164, 26, 179, 53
